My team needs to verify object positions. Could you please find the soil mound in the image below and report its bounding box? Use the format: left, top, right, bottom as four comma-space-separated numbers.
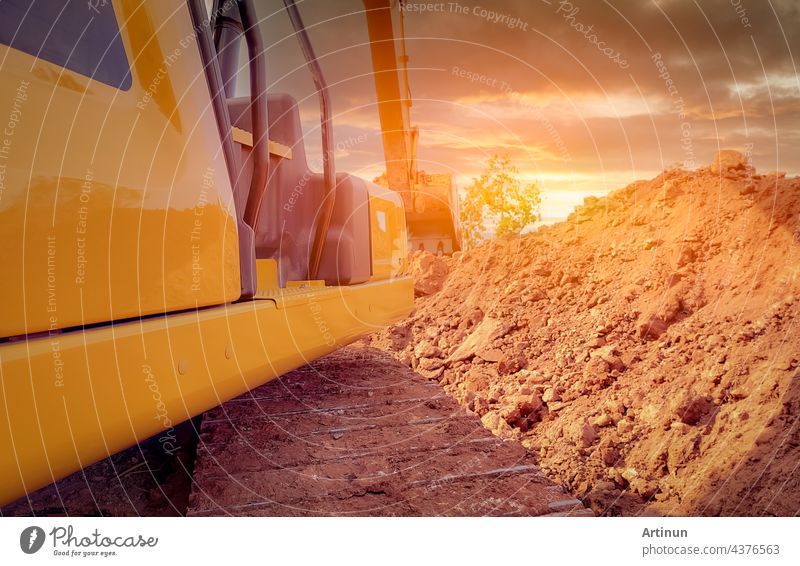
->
367, 151, 800, 516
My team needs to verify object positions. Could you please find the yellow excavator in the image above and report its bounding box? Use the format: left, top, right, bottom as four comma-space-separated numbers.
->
0, 0, 442, 506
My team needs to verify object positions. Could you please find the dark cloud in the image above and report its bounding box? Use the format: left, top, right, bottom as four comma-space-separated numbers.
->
252, 0, 800, 203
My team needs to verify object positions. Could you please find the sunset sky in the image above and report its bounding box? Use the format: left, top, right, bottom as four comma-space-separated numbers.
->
251, 0, 800, 221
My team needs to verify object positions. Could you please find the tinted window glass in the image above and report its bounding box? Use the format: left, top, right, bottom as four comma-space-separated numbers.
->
0, 0, 131, 90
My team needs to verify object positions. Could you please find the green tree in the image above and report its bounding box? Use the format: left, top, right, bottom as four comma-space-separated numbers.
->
460, 154, 541, 249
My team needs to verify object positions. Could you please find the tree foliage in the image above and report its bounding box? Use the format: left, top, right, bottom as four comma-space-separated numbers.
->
460, 154, 541, 249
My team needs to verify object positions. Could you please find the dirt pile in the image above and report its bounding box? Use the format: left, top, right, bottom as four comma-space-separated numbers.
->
404, 250, 450, 297
366, 151, 800, 516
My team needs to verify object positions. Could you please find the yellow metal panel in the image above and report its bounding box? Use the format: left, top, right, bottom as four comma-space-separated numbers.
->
255, 258, 279, 291
231, 127, 293, 159
0, 0, 240, 338
368, 184, 408, 280
0, 277, 413, 506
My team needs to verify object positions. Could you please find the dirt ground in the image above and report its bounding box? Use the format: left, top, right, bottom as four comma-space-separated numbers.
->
187, 346, 588, 516
367, 150, 800, 516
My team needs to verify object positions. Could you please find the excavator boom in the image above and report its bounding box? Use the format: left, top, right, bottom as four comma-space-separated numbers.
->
363, 0, 417, 208
363, 0, 461, 253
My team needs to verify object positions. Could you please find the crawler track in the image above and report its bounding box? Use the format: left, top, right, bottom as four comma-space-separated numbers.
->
187, 345, 590, 516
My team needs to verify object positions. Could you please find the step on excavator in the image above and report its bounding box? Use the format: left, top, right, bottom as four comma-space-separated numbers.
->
0, 0, 457, 506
